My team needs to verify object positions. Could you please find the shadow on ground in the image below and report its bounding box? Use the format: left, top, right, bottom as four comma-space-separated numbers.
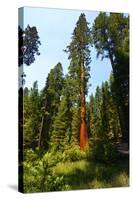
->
55, 156, 129, 190
8, 184, 18, 191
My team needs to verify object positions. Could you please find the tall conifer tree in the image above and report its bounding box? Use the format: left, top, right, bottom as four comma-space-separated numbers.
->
24, 81, 41, 149
38, 63, 64, 150
65, 13, 91, 150
93, 12, 129, 144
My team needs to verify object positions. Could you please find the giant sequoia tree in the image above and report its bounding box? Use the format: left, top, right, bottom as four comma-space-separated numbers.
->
93, 12, 129, 144
65, 13, 91, 150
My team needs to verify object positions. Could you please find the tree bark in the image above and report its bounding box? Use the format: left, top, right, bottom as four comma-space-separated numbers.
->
38, 114, 50, 151
38, 115, 44, 150
80, 63, 88, 150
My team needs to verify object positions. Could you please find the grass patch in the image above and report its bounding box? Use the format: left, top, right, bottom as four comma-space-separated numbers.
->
54, 160, 88, 175
23, 149, 129, 192
54, 157, 129, 190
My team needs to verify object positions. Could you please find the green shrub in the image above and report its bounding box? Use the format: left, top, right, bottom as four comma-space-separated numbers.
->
42, 151, 63, 167
42, 169, 64, 191
112, 172, 129, 187
87, 139, 117, 163
24, 149, 39, 162
62, 146, 86, 162
42, 146, 87, 164
23, 155, 70, 193
23, 159, 43, 193
23, 146, 129, 193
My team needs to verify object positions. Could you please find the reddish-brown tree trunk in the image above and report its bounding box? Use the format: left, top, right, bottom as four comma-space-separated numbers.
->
80, 63, 88, 150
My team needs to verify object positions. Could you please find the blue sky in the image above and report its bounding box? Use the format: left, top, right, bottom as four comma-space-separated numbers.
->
22, 7, 112, 96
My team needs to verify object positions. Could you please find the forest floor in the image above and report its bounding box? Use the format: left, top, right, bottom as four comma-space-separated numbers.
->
23, 149, 129, 193
53, 157, 129, 190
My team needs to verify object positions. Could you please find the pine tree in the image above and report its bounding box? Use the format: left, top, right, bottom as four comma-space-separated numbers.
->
50, 95, 72, 151
88, 87, 103, 160
94, 86, 102, 139
62, 75, 80, 146
88, 94, 95, 139
88, 79, 122, 162
101, 82, 110, 139
88, 87, 102, 143
38, 63, 64, 150
65, 13, 92, 150
109, 73, 122, 142
24, 81, 41, 149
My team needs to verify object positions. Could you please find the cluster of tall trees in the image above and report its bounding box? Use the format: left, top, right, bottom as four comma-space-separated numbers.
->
20, 12, 129, 156
93, 13, 129, 144
88, 77, 122, 161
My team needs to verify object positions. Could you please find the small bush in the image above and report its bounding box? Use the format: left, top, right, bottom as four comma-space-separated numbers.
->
112, 172, 129, 187
89, 179, 108, 189
41, 169, 65, 192
24, 149, 39, 162
23, 154, 71, 193
87, 139, 117, 163
42, 151, 63, 167
62, 146, 86, 162
23, 159, 43, 193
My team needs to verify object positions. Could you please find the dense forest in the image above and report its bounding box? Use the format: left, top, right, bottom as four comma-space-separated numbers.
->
19, 12, 129, 193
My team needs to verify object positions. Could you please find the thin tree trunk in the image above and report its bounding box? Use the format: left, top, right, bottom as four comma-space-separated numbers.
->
38, 114, 50, 151
80, 63, 88, 150
38, 115, 44, 150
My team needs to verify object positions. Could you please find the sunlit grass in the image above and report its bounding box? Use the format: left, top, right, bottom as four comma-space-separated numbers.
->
23, 149, 129, 192
54, 160, 88, 175
54, 159, 129, 190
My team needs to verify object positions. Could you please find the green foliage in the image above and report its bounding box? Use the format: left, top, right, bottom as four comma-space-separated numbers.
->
23, 151, 43, 193
42, 151, 63, 167
66, 13, 91, 73
70, 107, 80, 145
88, 86, 102, 138
65, 13, 91, 146
42, 146, 86, 165
24, 82, 42, 149
93, 12, 129, 143
39, 62, 64, 150
50, 95, 72, 151
62, 146, 86, 162
42, 170, 64, 192
93, 12, 129, 62
24, 149, 39, 162
21, 12, 129, 193
65, 13, 91, 100
88, 80, 121, 163
88, 139, 117, 163
23, 149, 72, 193
19, 25, 41, 66
54, 159, 129, 190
